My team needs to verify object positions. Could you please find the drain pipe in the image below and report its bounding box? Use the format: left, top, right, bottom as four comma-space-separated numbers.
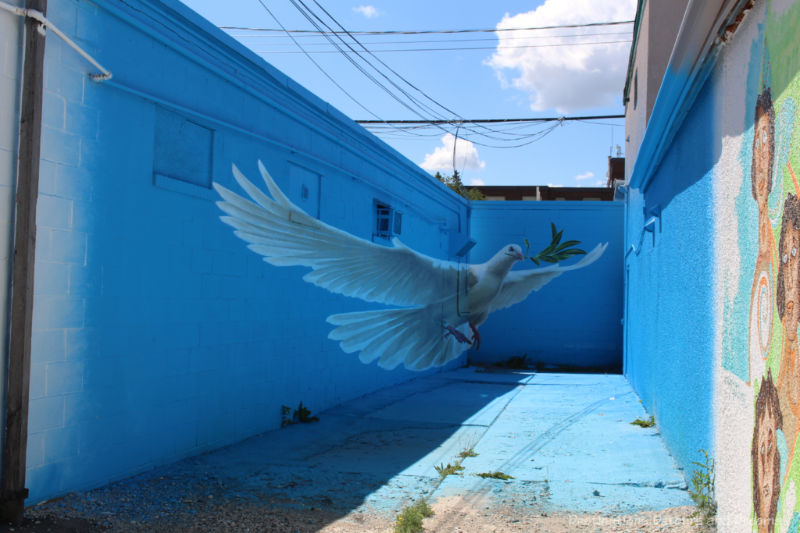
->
0, 0, 46, 524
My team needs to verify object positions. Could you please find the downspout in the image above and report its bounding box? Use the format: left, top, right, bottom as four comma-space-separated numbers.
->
0, 0, 46, 524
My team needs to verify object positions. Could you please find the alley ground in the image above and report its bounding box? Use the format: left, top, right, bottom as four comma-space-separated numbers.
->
5, 368, 708, 532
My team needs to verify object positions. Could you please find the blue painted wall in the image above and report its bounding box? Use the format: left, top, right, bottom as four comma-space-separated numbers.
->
623, 70, 717, 474
28, 0, 469, 502
469, 201, 624, 369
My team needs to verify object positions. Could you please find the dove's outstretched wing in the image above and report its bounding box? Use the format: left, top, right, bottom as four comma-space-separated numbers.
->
214, 161, 468, 307
490, 243, 608, 312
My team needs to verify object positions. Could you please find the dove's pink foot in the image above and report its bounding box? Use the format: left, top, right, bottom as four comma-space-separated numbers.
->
444, 325, 472, 344
469, 323, 481, 350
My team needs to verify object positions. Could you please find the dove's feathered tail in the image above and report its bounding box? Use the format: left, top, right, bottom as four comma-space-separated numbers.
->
327, 306, 470, 371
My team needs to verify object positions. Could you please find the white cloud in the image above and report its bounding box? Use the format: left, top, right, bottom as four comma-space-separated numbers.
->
420, 134, 486, 172
547, 183, 563, 187
353, 5, 379, 18
469, 178, 485, 186
488, 0, 636, 113
575, 171, 594, 180
594, 179, 606, 186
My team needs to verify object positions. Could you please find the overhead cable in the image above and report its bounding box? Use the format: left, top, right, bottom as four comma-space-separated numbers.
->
356, 114, 625, 124
292, 0, 538, 145
220, 20, 635, 35
255, 40, 632, 54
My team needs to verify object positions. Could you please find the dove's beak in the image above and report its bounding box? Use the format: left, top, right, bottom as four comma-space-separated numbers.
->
517, 251, 524, 261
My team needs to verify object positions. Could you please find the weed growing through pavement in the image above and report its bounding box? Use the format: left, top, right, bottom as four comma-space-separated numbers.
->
456, 437, 479, 460
476, 471, 514, 480
434, 463, 464, 478
689, 449, 716, 530
394, 499, 434, 533
394, 437, 482, 526
458, 446, 478, 459
280, 402, 320, 428
630, 415, 655, 428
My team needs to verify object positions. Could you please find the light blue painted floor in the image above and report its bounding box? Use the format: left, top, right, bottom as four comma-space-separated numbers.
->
39, 368, 693, 525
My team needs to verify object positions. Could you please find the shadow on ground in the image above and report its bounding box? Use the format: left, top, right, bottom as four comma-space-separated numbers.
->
14, 368, 694, 532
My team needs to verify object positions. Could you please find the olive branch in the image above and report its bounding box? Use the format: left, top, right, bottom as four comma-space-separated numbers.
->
524, 223, 587, 266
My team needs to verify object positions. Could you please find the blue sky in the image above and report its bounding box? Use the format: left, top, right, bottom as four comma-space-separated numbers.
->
178, 0, 635, 187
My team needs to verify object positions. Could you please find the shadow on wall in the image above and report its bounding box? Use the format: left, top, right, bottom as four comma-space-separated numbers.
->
640, 74, 719, 216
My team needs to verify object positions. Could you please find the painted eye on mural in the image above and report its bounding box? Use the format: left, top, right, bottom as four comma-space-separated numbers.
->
755, 139, 760, 149
793, 247, 798, 258
784, 253, 789, 263
763, 130, 768, 142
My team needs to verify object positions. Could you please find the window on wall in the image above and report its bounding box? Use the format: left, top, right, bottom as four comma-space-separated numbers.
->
375, 201, 402, 240
153, 106, 214, 189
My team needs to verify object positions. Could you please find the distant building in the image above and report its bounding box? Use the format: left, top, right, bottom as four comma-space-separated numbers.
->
471, 185, 614, 201
606, 156, 625, 188
622, 0, 689, 182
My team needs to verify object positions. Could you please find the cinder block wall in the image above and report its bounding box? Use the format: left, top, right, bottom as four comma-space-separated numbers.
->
469, 201, 623, 369
25, 0, 468, 501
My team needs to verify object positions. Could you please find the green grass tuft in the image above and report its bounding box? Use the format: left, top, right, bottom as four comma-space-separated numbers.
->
434, 462, 464, 478
458, 446, 478, 459
630, 415, 655, 428
476, 471, 514, 480
689, 449, 716, 530
394, 499, 434, 533
280, 402, 320, 428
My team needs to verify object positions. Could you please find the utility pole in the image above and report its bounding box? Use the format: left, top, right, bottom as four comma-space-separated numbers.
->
0, 0, 47, 524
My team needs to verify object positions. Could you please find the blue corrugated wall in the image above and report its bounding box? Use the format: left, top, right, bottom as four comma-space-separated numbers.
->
623, 71, 717, 475
27, 0, 469, 501
469, 201, 624, 369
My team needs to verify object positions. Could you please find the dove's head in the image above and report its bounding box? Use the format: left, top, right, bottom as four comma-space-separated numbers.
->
503, 244, 524, 261
485, 244, 524, 274
487, 244, 524, 275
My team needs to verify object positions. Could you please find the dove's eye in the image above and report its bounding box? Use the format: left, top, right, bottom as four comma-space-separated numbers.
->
508, 246, 513, 251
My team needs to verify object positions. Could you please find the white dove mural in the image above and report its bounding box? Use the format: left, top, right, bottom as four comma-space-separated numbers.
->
213, 161, 607, 371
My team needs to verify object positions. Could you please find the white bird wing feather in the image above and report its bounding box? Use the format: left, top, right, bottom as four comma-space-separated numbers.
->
489, 242, 608, 312
327, 304, 470, 371
214, 161, 470, 307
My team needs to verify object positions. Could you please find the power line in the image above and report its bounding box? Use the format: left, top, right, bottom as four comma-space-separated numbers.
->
360, 117, 626, 149
285, 0, 454, 132
252, 0, 396, 129
226, 31, 633, 44
356, 115, 625, 124
293, 0, 545, 146
250, 2, 624, 149
220, 20, 634, 35
254, 39, 632, 54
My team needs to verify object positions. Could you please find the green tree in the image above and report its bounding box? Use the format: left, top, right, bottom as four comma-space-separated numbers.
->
434, 170, 486, 201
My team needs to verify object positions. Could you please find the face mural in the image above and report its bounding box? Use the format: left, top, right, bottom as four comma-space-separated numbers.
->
753, 371, 783, 533
777, 194, 800, 490
213, 162, 606, 371
725, 5, 800, 528
750, 88, 777, 382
